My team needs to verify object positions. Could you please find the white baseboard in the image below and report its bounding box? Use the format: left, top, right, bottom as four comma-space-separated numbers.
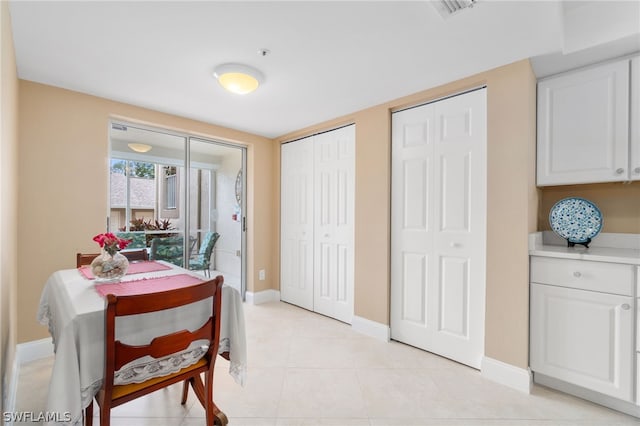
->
481, 356, 532, 393
245, 289, 281, 305
4, 338, 54, 423
16, 338, 53, 364
351, 315, 390, 342
4, 350, 19, 418
535, 373, 640, 418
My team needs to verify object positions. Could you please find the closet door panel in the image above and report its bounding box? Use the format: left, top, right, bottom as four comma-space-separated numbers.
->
280, 137, 314, 310
313, 126, 355, 323
391, 102, 436, 344
431, 89, 486, 369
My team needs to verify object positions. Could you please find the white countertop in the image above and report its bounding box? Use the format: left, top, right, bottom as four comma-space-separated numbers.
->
529, 232, 640, 265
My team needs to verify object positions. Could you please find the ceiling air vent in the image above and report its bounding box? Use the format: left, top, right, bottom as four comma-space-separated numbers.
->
432, 0, 478, 19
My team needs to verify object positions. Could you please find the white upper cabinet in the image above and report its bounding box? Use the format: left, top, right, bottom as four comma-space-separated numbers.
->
537, 58, 633, 186
631, 57, 640, 181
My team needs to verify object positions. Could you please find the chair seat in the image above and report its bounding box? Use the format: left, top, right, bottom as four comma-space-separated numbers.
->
112, 358, 207, 400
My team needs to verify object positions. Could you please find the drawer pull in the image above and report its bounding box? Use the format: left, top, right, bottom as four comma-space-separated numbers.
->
573, 271, 582, 278
621, 304, 630, 310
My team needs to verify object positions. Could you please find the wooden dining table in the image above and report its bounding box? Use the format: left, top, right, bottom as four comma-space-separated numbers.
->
37, 260, 246, 426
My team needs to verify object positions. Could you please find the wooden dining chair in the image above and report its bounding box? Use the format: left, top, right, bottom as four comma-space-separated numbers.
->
120, 248, 149, 262
76, 249, 149, 267
77, 252, 100, 268
85, 276, 227, 426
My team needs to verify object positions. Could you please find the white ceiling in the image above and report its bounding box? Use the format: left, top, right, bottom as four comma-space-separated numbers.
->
8, 1, 640, 139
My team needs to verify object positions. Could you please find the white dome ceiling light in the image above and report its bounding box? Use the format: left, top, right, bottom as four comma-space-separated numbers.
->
128, 143, 152, 153
213, 63, 264, 95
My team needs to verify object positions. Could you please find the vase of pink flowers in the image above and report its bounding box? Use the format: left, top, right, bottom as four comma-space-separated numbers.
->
90, 233, 131, 283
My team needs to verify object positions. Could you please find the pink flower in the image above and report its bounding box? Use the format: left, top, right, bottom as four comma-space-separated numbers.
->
92, 233, 131, 256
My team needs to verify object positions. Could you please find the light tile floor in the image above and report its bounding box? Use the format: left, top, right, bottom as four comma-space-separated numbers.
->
15, 301, 640, 425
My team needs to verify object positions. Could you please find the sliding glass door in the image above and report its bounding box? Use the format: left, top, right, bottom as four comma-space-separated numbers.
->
109, 122, 246, 296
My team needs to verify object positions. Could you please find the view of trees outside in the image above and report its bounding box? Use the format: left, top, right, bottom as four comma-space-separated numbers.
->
111, 159, 155, 179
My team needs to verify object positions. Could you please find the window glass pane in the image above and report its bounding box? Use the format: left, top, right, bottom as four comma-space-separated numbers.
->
109, 124, 186, 265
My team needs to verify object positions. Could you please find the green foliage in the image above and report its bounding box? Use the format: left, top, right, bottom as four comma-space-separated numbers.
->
111, 160, 126, 175
120, 218, 176, 247
121, 218, 174, 232
110, 160, 155, 179
132, 162, 155, 178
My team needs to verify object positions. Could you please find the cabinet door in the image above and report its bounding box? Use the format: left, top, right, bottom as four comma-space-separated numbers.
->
530, 283, 634, 401
631, 56, 640, 181
537, 60, 630, 185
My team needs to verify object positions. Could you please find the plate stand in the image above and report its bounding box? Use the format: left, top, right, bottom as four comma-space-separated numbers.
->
567, 238, 591, 249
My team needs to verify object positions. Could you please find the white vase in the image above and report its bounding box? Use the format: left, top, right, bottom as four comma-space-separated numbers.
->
90, 250, 129, 283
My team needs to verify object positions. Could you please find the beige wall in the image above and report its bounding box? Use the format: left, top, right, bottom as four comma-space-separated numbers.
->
17, 81, 276, 343
277, 60, 538, 369
1, 0, 19, 410
539, 182, 640, 234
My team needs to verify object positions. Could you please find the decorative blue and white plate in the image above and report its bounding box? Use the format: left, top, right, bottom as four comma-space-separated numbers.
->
549, 197, 603, 244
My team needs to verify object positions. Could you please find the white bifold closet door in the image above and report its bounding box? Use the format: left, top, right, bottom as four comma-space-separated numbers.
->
390, 88, 487, 369
281, 125, 355, 324
280, 136, 314, 311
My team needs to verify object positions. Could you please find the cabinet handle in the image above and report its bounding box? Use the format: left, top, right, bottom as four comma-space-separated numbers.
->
621, 304, 630, 310
573, 271, 581, 278
615, 168, 624, 174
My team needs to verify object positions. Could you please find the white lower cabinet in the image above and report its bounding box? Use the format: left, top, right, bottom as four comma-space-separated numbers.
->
530, 282, 634, 401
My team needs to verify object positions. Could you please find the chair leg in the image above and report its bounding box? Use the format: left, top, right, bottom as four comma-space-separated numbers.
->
181, 378, 190, 405
84, 400, 93, 426
214, 411, 229, 426
99, 401, 110, 426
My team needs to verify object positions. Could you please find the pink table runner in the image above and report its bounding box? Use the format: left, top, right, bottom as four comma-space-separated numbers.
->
94, 273, 204, 297
79, 261, 171, 280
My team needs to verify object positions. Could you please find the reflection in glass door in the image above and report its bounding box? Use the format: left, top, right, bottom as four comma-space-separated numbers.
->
188, 139, 245, 295
108, 123, 246, 297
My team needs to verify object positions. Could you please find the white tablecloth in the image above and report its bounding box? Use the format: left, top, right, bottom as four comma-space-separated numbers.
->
37, 263, 246, 426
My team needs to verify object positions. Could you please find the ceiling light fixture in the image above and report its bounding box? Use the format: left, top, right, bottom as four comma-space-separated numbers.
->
213, 63, 264, 95
128, 143, 152, 153
432, 0, 478, 18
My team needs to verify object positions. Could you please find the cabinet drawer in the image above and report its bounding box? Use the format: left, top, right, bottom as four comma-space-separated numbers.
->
531, 256, 634, 296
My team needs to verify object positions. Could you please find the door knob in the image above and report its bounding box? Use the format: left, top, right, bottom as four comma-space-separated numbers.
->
634, 167, 640, 174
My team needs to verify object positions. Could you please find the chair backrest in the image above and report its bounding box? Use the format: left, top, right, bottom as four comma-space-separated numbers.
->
101, 276, 224, 408
199, 232, 220, 261
77, 252, 99, 267
77, 249, 149, 267
149, 236, 184, 267
121, 248, 149, 262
